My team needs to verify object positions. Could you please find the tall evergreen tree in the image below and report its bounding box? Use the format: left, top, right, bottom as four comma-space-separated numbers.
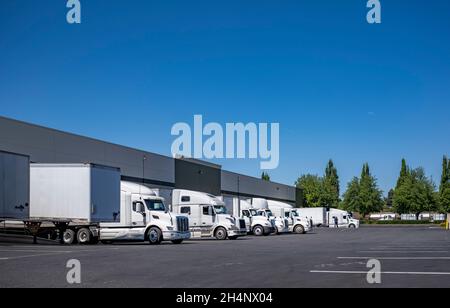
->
440, 156, 449, 194
439, 155, 450, 212
261, 172, 270, 181
358, 163, 384, 218
396, 158, 409, 189
323, 159, 340, 207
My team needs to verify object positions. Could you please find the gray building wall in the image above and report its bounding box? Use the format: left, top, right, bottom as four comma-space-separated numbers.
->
0, 116, 174, 186
221, 171, 296, 204
0, 116, 296, 203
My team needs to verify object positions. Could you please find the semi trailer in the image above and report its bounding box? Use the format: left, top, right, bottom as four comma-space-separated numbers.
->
2, 162, 190, 245
0, 150, 30, 221
297, 207, 359, 228
172, 189, 247, 240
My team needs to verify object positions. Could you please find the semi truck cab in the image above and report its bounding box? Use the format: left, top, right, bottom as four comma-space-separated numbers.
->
100, 182, 190, 244
172, 189, 247, 240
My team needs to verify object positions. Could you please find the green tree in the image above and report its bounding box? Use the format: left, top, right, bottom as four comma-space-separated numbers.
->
295, 174, 323, 208
393, 167, 438, 219
323, 159, 340, 207
396, 158, 409, 189
439, 156, 450, 212
341, 177, 360, 213
261, 172, 270, 181
358, 163, 384, 218
341, 163, 383, 218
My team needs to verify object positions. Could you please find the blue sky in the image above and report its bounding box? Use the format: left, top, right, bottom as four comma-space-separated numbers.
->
1, 0, 449, 194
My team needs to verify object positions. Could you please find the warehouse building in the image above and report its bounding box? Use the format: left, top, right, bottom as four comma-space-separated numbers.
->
0, 116, 301, 206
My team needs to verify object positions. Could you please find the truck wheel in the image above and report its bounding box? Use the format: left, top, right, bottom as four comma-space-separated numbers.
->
349, 224, 356, 229
77, 228, 91, 244
215, 227, 228, 240
63, 229, 76, 245
147, 227, 162, 245
294, 225, 305, 234
252, 225, 264, 236
171, 239, 183, 244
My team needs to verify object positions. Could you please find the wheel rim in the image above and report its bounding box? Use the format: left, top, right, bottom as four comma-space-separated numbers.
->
254, 227, 263, 236
295, 226, 303, 233
79, 232, 88, 242
149, 230, 158, 242
64, 232, 72, 242
217, 229, 226, 239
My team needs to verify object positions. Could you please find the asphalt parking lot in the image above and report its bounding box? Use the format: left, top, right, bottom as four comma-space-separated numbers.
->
1, 226, 450, 288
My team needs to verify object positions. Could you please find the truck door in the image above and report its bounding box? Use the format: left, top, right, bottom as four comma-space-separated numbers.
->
201, 205, 215, 230
242, 210, 251, 232
131, 201, 146, 227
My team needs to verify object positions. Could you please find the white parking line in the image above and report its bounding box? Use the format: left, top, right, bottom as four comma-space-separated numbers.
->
0, 249, 73, 253
310, 270, 450, 275
358, 251, 449, 253
0, 252, 72, 260
338, 256, 450, 260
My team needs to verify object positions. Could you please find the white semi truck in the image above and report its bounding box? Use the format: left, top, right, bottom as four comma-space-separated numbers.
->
251, 198, 292, 234
223, 197, 275, 236
28, 164, 189, 245
297, 207, 359, 228
172, 189, 247, 240
100, 181, 190, 244
267, 200, 312, 234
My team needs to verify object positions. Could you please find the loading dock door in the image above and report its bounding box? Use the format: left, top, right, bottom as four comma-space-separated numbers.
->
175, 159, 221, 195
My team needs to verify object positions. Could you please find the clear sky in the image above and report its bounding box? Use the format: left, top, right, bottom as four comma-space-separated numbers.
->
1, 0, 449, 195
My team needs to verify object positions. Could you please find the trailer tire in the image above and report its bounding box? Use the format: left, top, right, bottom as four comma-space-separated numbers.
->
147, 227, 162, 245
294, 224, 305, 234
214, 227, 228, 240
76, 228, 91, 244
171, 239, 183, 244
63, 229, 76, 245
252, 225, 264, 236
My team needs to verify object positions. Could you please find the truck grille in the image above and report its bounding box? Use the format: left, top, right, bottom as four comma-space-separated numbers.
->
239, 219, 246, 229
176, 216, 189, 232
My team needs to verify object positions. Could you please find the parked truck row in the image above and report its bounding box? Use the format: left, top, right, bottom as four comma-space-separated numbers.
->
0, 150, 359, 246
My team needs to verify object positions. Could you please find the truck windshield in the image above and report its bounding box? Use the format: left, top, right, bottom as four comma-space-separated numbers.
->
266, 210, 274, 217
145, 200, 166, 211
214, 205, 228, 214
249, 209, 258, 216
291, 211, 299, 217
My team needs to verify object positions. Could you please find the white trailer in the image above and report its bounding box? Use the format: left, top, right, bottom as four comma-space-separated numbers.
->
297, 207, 359, 228
29, 164, 190, 245
0, 150, 30, 221
172, 189, 247, 240
30, 163, 121, 244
